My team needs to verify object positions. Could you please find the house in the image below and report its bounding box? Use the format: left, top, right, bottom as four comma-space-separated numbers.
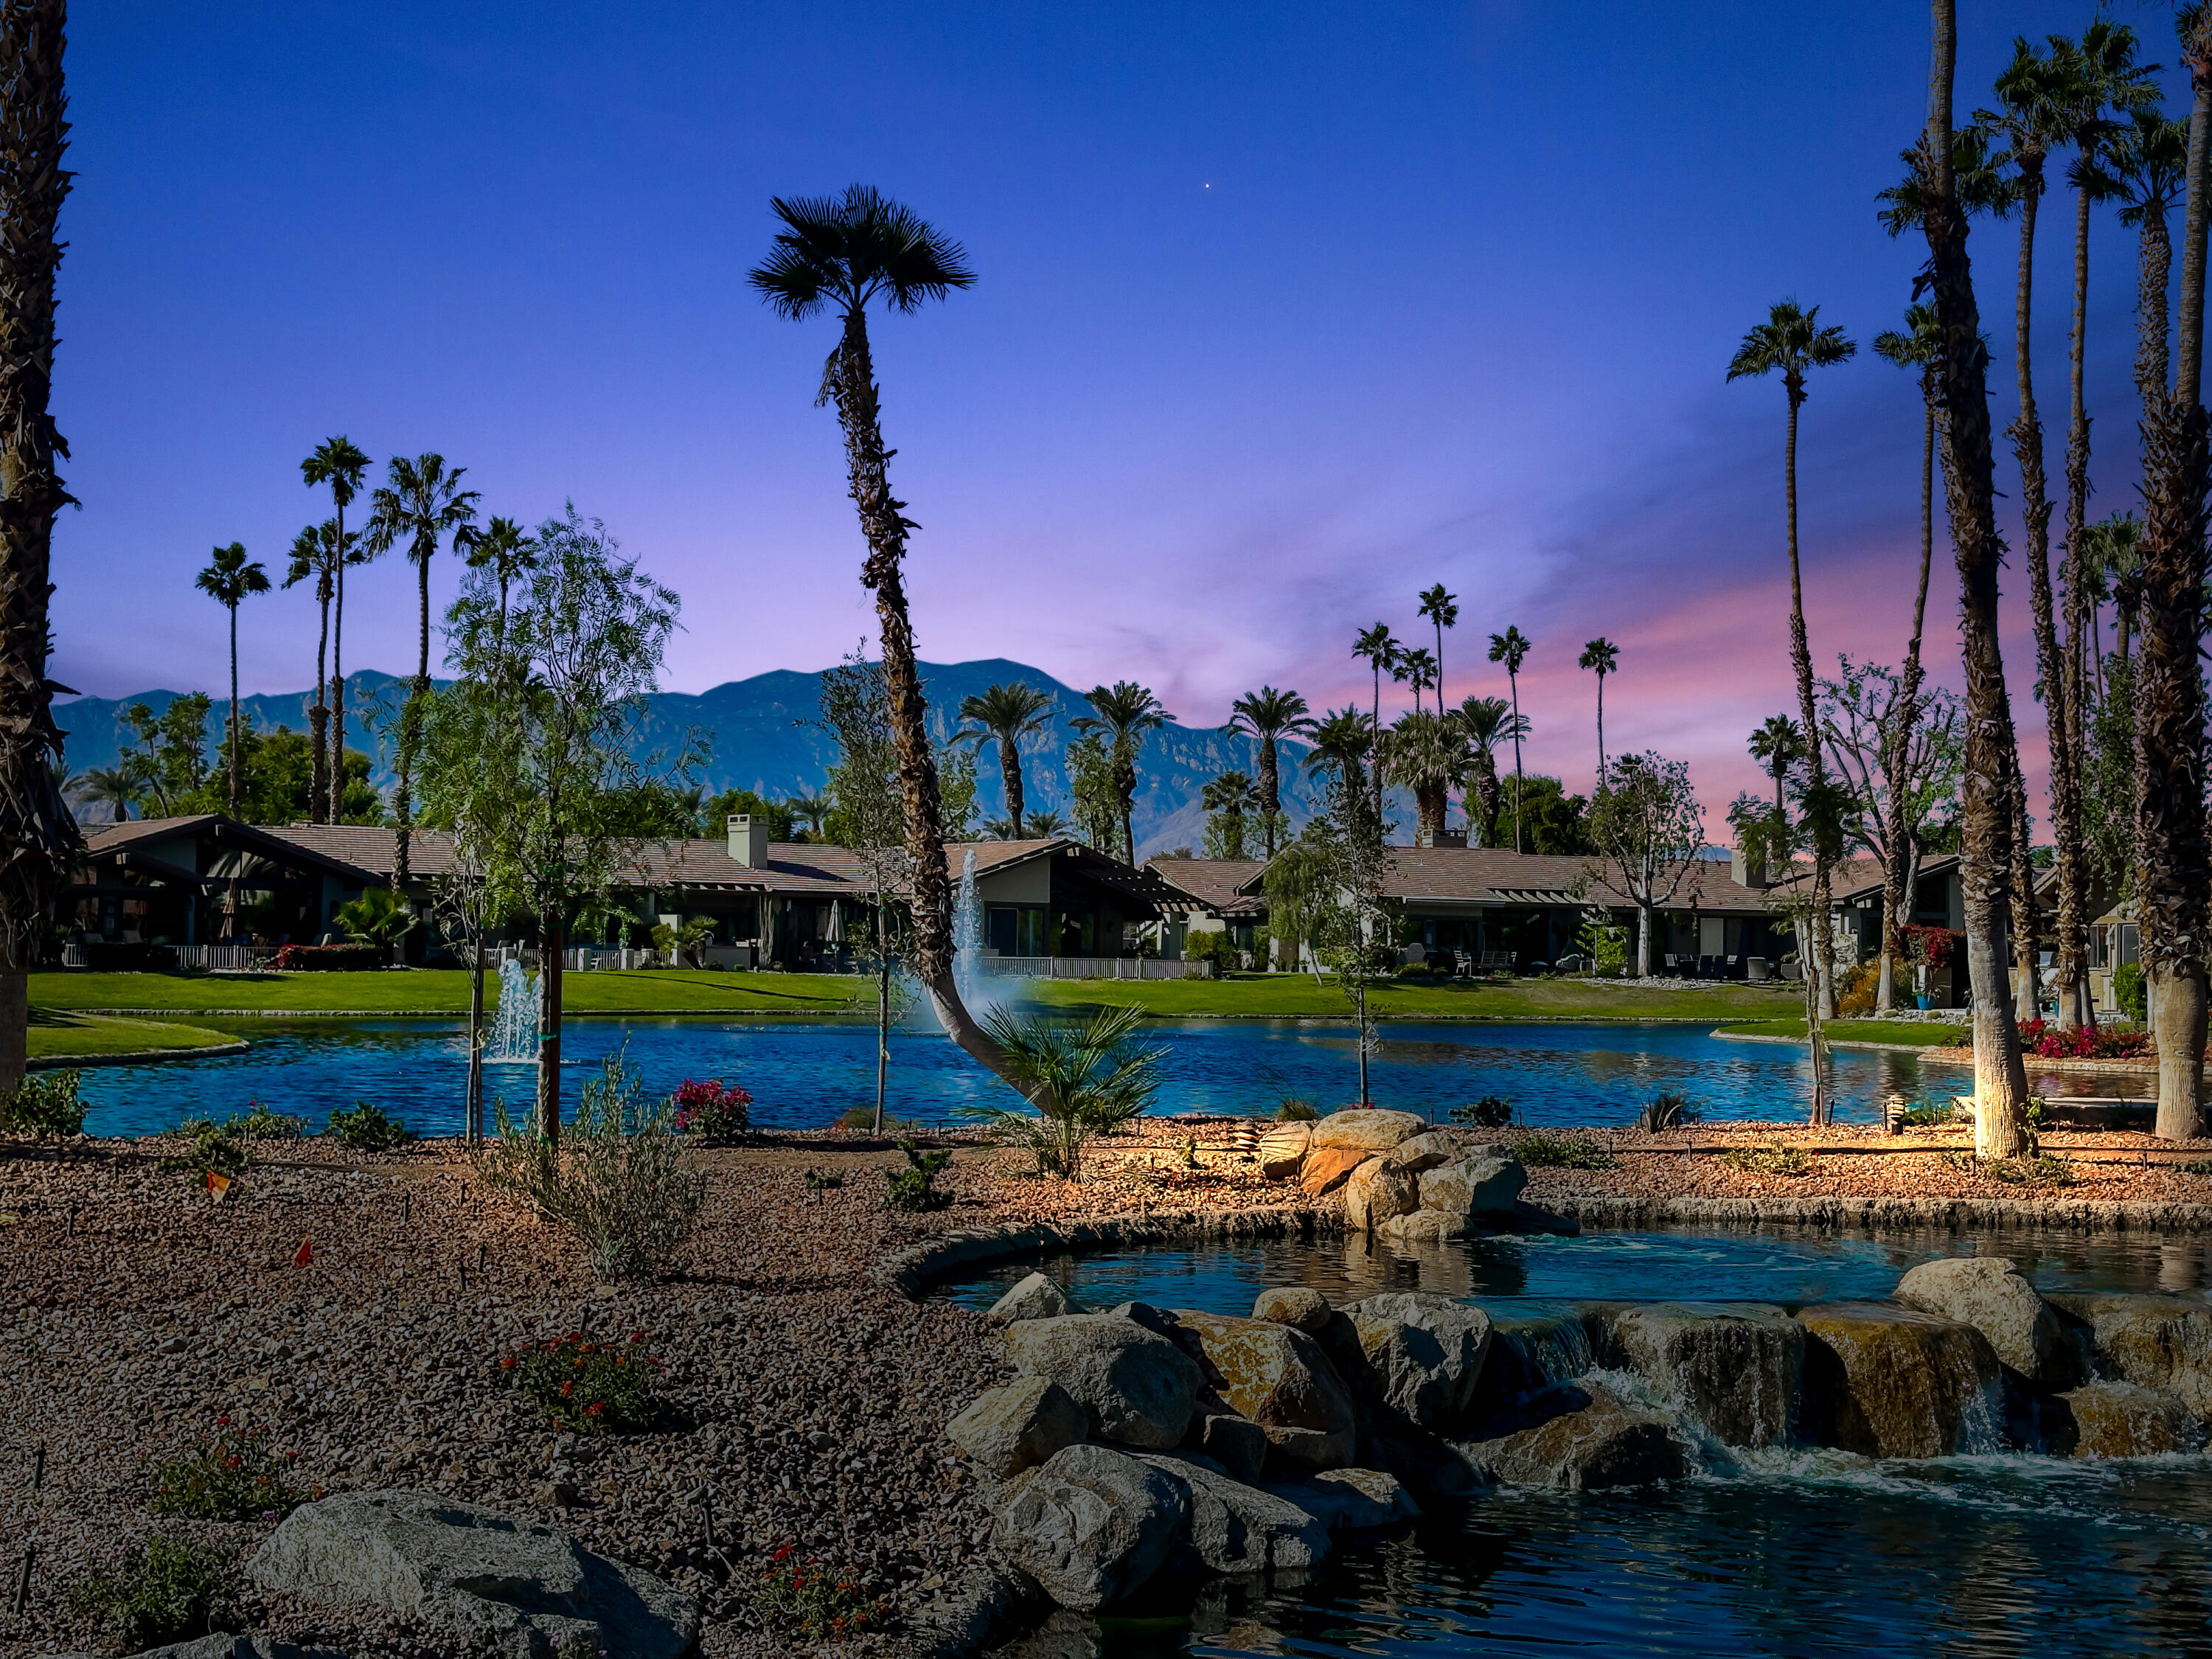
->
1146, 856, 1268, 959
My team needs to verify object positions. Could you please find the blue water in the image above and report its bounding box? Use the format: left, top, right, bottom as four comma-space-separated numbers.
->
72, 1016, 2048, 1140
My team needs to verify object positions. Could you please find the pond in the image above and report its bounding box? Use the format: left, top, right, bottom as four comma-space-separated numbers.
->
74, 1017, 2144, 1140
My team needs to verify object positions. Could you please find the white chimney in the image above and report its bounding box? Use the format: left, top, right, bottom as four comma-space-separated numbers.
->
1731, 849, 1769, 889
727, 814, 770, 869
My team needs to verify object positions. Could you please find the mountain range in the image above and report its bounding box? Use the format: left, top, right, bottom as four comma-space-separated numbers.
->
53, 658, 1357, 858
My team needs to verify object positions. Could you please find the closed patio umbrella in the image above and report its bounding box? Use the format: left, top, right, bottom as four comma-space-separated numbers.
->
824, 902, 844, 945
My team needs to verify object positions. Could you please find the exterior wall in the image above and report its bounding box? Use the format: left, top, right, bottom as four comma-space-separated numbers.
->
977, 859, 1051, 906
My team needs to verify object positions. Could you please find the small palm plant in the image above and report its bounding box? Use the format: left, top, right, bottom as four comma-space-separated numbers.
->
961, 1004, 1164, 1180
333, 887, 416, 964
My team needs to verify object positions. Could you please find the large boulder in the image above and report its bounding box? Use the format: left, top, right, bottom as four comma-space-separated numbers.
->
1341, 1293, 1494, 1430
2048, 1294, 2212, 1419
1251, 1287, 1334, 1335
1797, 1304, 2004, 1458
1132, 1453, 1331, 1573
1610, 1303, 1804, 1449
1418, 1155, 1527, 1220
1004, 1315, 1204, 1449
947, 1377, 1088, 1478
1377, 1209, 1464, 1247
1262, 1467, 1421, 1532
1457, 1385, 1686, 1491
2059, 1380, 2207, 1458
1256, 1122, 1312, 1178
1166, 1310, 1357, 1474
1309, 1108, 1427, 1153
1343, 1158, 1422, 1232
990, 1271, 1079, 1326
1385, 1131, 1508, 1173
1191, 1411, 1269, 1484
992, 1444, 1189, 1610
1299, 1147, 1369, 1195
246, 1491, 698, 1659
1896, 1258, 2075, 1388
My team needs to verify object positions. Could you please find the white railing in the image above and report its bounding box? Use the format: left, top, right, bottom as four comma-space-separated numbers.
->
978, 956, 1211, 981
60, 943, 280, 971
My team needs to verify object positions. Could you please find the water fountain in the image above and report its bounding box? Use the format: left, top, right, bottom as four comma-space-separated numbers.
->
953, 850, 983, 1009
484, 956, 538, 1063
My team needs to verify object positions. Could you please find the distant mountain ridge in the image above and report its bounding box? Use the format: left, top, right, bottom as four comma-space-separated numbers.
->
53, 658, 1342, 858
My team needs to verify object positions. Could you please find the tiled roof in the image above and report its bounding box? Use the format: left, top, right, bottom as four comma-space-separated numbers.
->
1147, 858, 1268, 916
1231, 844, 1781, 916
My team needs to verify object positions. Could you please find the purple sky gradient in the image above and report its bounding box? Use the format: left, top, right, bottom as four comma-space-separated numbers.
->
51, 2, 2183, 825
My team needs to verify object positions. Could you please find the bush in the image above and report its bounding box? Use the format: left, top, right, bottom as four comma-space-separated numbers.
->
959, 1005, 1163, 1180
1635, 1091, 1699, 1133
271, 942, 384, 972
149, 1417, 299, 1520
1273, 1098, 1321, 1122
499, 1330, 662, 1433
1836, 961, 1879, 1017
1453, 1095, 1513, 1129
670, 1077, 751, 1138
159, 1121, 249, 1183
324, 1099, 416, 1151
1983, 1152, 2076, 1189
0, 1068, 84, 1138
66, 1534, 237, 1650
2114, 961, 2148, 1023
1721, 1145, 1813, 1177
1181, 930, 1237, 970
2015, 1018, 2152, 1061
803, 1167, 845, 1190
224, 1100, 302, 1140
1511, 1130, 1614, 1169
753, 1544, 888, 1643
883, 1139, 953, 1211
1899, 1096, 1958, 1128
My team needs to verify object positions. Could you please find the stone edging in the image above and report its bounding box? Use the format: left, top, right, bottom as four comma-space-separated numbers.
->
1548, 1192, 2212, 1234
29, 1039, 251, 1070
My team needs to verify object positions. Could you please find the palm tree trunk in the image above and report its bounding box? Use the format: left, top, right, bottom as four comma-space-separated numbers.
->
466, 945, 484, 1145
308, 578, 330, 824
1879, 390, 1939, 1015
328, 521, 346, 826
1433, 621, 1445, 716
1000, 733, 1025, 832
2009, 754, 2041, 1020
536, 911, 563, 1142
2136, 28, 2212, 1142
1781, 386, 1837, 1020
1595, 672, 1607, 782
1259, 734, 1279, 858
1472, 752, 1499, 847
1370, 667, 1383, 825
392, 557, 429, 895
0, 0, 80, 1098
1509, 673, 1525, 854
1921, 0, 2032, 1154
2050, 181, 2098, 1029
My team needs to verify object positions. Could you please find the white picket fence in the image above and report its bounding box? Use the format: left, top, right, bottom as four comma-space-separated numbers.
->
977, 956, 1211, 981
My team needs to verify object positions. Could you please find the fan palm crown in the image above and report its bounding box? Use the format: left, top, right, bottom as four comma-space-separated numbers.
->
1224, 686, 1312, 858
302, 436, 371, 826
1579, 636, 1619, 782
1074, 681, 1168, 864
1417, 583, 1459, 705
1305, 706, 1374, 797
956, 681, 1056, 832
1486, 626, 1534, 852
195, 540, 270, 817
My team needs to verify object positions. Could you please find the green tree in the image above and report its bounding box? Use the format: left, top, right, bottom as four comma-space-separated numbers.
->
1577, 637, 1618, 782
301, 436, 371, 826
956, 681, 1054, 832
1585, 751, 1705, 978
1747, 714, 1803, 870
1417, 584, 1458, 710
1455, 695, 1523, 849
1352, 622, 1399, 818
1200, 768, 1258, 860
1302, 771, 1394, 1104
1304, 706, 1373, 804
282, 518, 358, 823
1486, 626, 1533, 852
1377, 709, 1465, 845
194, 541, 270, 818
1065, 731, 1121, 855
119, 695, 212, 816
1223, 686, 1314, 859
1072, 681, 1167, 865
462, 515, 538, 630
783, 793, 828, 839
1262, 840, 1330, 976
1514, 774, 1593, 856
701, 787, 796, 841
67, 765, 139, 824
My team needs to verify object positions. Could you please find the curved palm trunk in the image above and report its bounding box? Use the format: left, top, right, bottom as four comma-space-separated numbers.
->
308, 574, 330, 824
1879, 387, 1938, 1014
0, 0, 83, 1097
1781, 385, 1837, 1019
1922, 0, 2032, 1154
998, 731, 1026, 831
2051, 180, 2098, 1027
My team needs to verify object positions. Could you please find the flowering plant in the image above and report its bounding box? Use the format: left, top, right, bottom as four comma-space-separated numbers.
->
1901, 925, 1955, 970
753, 1544, 888, 1641
669, 1078, 751, 1138
2015, 1019, 2151, 1061
499, 1331, 661, 1433
149, 1416, 299, 1520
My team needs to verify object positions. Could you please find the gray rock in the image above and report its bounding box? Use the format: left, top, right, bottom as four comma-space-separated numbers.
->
1385, 1132, 1509, 1173
129, 1640, 345, 1659
1309, 1108, 1428, 1153
1252, 1287, 1334, 1334
1418, 1155, 1527, 1219
1458, 1387, 1687, 1490
2059, 1380, 2208, 1458
1133, 1454, 1331, 1573
947, 1377, 1088, 1478
992, 1444, 1189, 1610
1896, 1258, 2076, 1388
1192, 1411, 1270, 1484
2048, 1293, 2212, 1419
1262, 1467, 1421, 1531
1342, 1292, 1494, 1430
1343, 1158, 1422, 1231
1166, 1309, 1357, 1475
990, 1271, 1079, 1325
1004, 1315, 1205, 1449
1610, 1302, 1804, 1449
246, 1490, 698, 1659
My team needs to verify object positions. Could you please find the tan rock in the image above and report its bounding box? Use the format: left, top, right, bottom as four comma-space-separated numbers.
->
1896, 1257, 2074, 1388
1797, 1302, 2003, 1458
1299, 1147, 1368, 1195
947, 1377, 1088, 1478
2061, 1380, 2206, 1458
1379, 1209, 1464, 1246
1343, 1158, 1422, 1232
1417, 1155, 1527, 1220
1458, 1385, 1686, 1490
1310, 1108, 1427, 1153
1169, 1308, 1357, 1475
1385, 1130, 1508, 1172
1256, 1123, 1312, 1179
2048, 1294, 2212, 1419
1252, 1287, 1334, 1334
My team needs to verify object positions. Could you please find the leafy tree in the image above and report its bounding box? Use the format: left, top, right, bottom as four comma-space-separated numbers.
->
1456, 695, 1524, 849
1377, 709, 1465, 845
955, 681, 1054, 832
194, 541, 271, 818
936, 739, 978, 840
1262, 840, 1330, 977
302, 437, 372, 825
119, 697, 213, 816
1072, 681, 1167, 864
700, 787, 796, 841
1577, 637, 1618, 782
1301, 771, 1394, 1103
1514, 774, 1593, 856
1223, 686, 1313, 858
1065, 731, 1121, 854
1584, 752, 1705, 978
1486, 626, 1534, 851
1200, 769, 1258, 860
1417, 584, 1459, 709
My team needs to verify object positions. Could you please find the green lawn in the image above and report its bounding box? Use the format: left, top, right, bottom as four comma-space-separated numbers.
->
28, 969, 868, 1018
1029, 974, 1803, 1022
27, 1010, 244, 1062
1712, 1018, 1965, 1048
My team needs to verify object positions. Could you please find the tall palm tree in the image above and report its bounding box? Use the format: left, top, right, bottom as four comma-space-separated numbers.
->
1578, 637, 1618, 782
69, 766, 139, 824
1919, 0, 2034, 1154
1223, 686, 1314, 860
302, 436, 370, 826
785, 794, 830, 839
1073, 681, 1168, 865
464, 514, 539, 639
1486, 625, 1532, 852
1747, 715, 1803, 866
1200, 768, 1259, 860
2110, 105, 2191, 410
1377, 709, 1467, 845
749, 184, 987, 1065
1417, 584, 1458, 707
283, 518, 351, 823
1305, 706, 1374, 801
195, 542, 270, 818
1727, 301, 1857, 1017
1352, 622, 1399, 817
0, 0, 82, 1095
366, 453, 481, 891
1395, 646, 1439, 716
1456, 695, 1523, 849
956, 681, 1054, 832
2133, 2, 2212, 1140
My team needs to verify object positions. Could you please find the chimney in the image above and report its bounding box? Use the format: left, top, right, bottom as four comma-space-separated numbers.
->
727, 814, 770, 869
1731, 848, 1768, 889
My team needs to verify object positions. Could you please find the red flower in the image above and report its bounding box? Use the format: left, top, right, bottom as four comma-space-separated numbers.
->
500, 1356, 517, 1371
560, 1381, 575, 1397
585, 1402, 605, 1417
216, 1414, 232, 1426
773, 1545, 796, 1564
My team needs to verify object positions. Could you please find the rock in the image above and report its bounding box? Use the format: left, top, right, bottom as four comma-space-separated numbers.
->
1417, 1155, 1527, 1219
1004, 1315, 1204, 1450
1385, 1131, 1508, 1173
1797, 1303, 2004, 1458
1341, 1293, 1494, 1430
1298, 1147, 1369, 1196
1252, 1287, 1334, 1334
1132, 1453, 1331, 1573
246, 1490, 698, 1659
2059, 1380, 2207, 1458
1192, 1411, 1269, 1484
1256, 1123, 1312, 1178
990, 1270, 1079, 1325
1377, 1209, 1464, 1246
1610, 1302, 1804, 1449
1262, 1467, 1421, 1532
1343, 1158, 1422, 1232
1458, 1385, 1686, 1490
1310, 1108, 1428, 1153
131, 1641, 344, 1659
1896, 1258, 2075, 1388
947, 1377, 1088, 1478
2048, 1294, 2212, 1419
1166, 1309, 1357, 1474
1459, 1309, 1599, 1439
992, 1444, 1189, 1610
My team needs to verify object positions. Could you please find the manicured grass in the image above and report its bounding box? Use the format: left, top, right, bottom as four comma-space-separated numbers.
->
1029, 974, 1803, 1022
27, 1011, 243, 1061
28, 969, 868, 1018
1713, 1018, 1965, 1048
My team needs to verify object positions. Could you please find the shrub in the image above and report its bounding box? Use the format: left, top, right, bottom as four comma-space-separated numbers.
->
2014, 1018, 2152, 1061
0, 1068, 84, 1138
224, 1100, 302, 1140
1273, 1098, 1321, 1122
670, 1077, 751, 1138
66, 1533, 237, 1649
271, 942, 384, 972
1181, 931, 1236, 970
883, 1139, 953, 1212
2180, 1159, 2212, 1176
1635, 1091, 1699, 1133
959, 1005, 1163, 1180
324, 1100, 416, 1152
1836, 961, 1879, 1018
1983, 1153, 2076, 1189
802, 1168, 845, 1190
1511, 1130, 1613, 1169
2114, 961, 2148, 1023
159, 1121, 249, 1182
1721, 1145, 1813, 1177
1453, 1095, 1513, 1129
80, 941, 178, 971
499, 1330, 662, 1433
753, 1544, 888, 1643
1899, 1096, 1958, 1128
149, 1417, 298, 1520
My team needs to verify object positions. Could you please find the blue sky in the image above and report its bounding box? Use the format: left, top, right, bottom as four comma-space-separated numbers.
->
54, 1, 2184, 814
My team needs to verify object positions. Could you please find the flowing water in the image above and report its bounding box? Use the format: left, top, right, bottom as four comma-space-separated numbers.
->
482, 957, 538, 1064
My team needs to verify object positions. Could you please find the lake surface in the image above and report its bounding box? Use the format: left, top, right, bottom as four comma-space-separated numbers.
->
75, 1016, 2146, 1140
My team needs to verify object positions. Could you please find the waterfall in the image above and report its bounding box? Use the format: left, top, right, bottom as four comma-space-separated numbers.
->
485, 956, 539, 1064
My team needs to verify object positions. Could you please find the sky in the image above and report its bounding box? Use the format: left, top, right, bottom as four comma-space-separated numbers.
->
50, 1, 2193, 824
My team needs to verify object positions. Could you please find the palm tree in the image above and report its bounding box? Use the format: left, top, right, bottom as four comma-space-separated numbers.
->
1023, 808, 1068, 838
1746, 714, 1803, 870
1918, 0, 2034, 1153
1395, 646, 1439, 716
1072, 681, 1168, 864
1377, 709, 1467, 845
1727, 301, 1857, 1017
195, 542, 271, 817
1486, 626, 1533, 852
956, 681, 1054, 832
366, 453, 481, 891
1200, 769, 1259, 860
302, 437, 371, 826
1352, 622, 1399, 816
1223, 686, 1314, 860
69, 765, 139, 824
2109, 105, 2191, 409
464, 515, 539, 636
1456, 695, 1523, 849
1578, 637, 1618, 782
749, 184, 987, 1065
1417, 585, 1458, 709
785, 793, 830, 839
1306, 706, 1374, 801
283, 518, 352, 823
